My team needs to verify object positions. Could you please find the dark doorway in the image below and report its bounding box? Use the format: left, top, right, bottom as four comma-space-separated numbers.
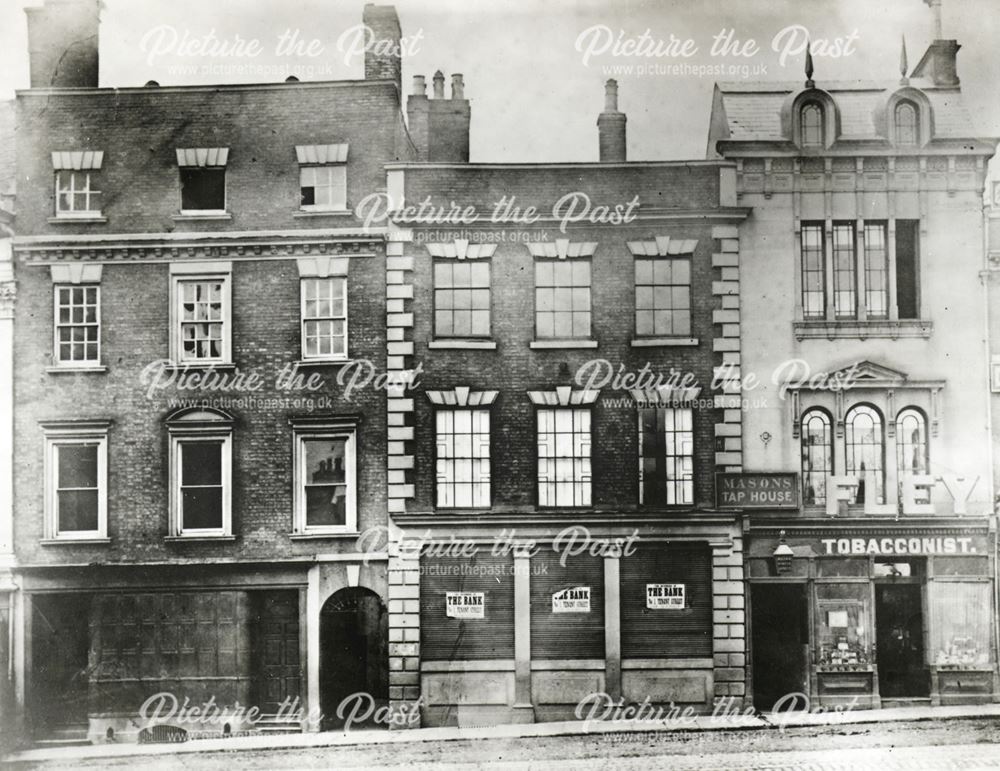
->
751, 584, 808, 711
251, 591, 302, 715
320, 587, 389, 729
30, 594, 91, 736
875, 584, 929, 698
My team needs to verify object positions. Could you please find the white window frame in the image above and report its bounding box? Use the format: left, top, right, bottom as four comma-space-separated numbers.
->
435, 408, 491, 508
168, 422, 233, 538
300, 276, 349, 361
537, 407, 592, 508
169, 266, 233, 365
299, 165, 347, 212
292, 422, 358, 535
54, 170, 101, 217
53, 284, 101, 366
42, 422, 110, 541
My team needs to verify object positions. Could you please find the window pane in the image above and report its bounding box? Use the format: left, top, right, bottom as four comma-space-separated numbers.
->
180, 168, 226, 210
305, 486, 347, 527
182, 488, 223, 530
58, 490, 99, 532
801, 224, 826, 318
304, 438, 347, 484
58, 444, 98, 489
181, 442, 222, 486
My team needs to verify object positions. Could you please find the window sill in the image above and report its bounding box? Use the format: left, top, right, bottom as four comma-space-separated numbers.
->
793, 319, 932, 340
164, 534, 236, 542
40, 537, 110, 545
293, 209, 352, 218
289, 531, 360, 540
46, 364, 107, 374
165, 361, 236, 371
530, 339, 598, 350
172, 212, 233, 221
48, 215, 107, 224
631, 337, 699, 348
294, 358, 353, 367
428, 339, 497, 350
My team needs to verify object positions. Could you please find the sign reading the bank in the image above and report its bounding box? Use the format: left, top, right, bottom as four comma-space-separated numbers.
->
446, 592, 485, 619
716, 472, 798, 509
552, 586, 591, 613
646, 583, 685, 610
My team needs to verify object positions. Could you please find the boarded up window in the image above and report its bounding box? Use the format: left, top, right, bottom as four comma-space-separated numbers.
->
530, 552, 604, 659
420, 552, 514, 661
620, 543, 712, 658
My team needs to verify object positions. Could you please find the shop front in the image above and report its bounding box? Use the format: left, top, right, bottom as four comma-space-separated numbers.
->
747, 524, 999, 710
395, 517, 748, 728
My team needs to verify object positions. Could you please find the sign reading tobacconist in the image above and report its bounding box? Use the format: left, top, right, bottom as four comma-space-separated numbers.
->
716, 472, 798, 509
820, 535, 986, 555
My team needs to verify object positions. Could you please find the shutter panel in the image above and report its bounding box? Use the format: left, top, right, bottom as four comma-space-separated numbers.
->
420, 552, 515, 660
620, 543, 712, 658
530, 552, 604, 659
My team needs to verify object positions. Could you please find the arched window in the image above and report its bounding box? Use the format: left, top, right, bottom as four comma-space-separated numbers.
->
800, 103, 824, 148
896, 407, 928, 479
845, 405, 885, 505
801, 408, 832, 506
894, 101, 919, 147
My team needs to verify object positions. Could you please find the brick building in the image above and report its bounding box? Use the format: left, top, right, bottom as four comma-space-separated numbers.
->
707, 17, 1000, 709
381, 77, 751, 727
2, 0, 423, 744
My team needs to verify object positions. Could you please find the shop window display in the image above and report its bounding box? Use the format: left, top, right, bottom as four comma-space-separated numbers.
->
816, 584, 871, 669
929, 582, 992, 668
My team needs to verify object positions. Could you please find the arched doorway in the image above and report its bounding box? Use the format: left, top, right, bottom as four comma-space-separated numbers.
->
319, 587, 389, 729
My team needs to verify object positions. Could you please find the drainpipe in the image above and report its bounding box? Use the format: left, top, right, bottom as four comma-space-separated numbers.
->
982, 197, 1000, 681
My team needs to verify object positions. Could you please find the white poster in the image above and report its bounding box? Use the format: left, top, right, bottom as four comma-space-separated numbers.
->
646, 583, 685, 610
446, 592, 485, 619
552, 586, 591, 613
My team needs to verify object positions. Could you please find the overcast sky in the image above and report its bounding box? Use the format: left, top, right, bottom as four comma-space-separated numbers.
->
2, 0, 999, 163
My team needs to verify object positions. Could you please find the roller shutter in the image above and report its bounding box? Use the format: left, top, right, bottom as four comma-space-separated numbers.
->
620, 542, 712, 658
530, 551, 605, 659
420, 551, 514, 661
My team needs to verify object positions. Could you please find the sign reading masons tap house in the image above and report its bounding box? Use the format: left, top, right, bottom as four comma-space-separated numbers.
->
446, 592, 485, 619
716, 472, 798, 509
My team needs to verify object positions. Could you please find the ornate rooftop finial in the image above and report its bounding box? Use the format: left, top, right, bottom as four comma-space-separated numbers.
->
805, 40, 815, 88
900, 35, 909, 85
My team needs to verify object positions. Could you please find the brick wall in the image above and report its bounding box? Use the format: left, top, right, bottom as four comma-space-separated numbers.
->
12, 251, 388, 564
15, 80, 416, 236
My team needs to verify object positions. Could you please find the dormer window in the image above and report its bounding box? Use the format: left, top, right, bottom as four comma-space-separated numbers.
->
894, 101, 919, 147
800, 103, 824, 149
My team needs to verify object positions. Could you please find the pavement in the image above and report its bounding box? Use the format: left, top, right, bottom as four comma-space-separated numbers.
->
6, 702, 1000, 766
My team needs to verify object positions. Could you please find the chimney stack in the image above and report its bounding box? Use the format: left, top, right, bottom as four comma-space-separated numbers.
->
911, 40, 961, 87
25, 0, 100, 88
597, 79, 627, 162
407, 71, 471, 162
362, 4, 402, 102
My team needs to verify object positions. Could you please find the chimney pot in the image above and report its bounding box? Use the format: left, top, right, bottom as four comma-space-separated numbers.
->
451, 74, 465, 100
432, 71, 445, 98
604, 79, 619, 112
598, 79, 626, 162
412, 75, 426, 95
